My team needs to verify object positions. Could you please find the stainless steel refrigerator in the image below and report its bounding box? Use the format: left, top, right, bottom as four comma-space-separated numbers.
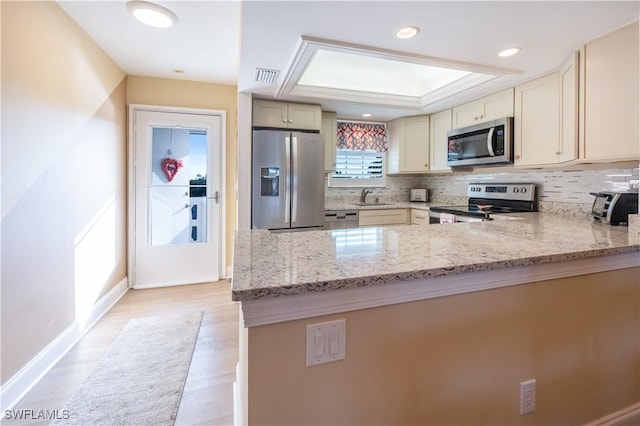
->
252, 130, 325, 230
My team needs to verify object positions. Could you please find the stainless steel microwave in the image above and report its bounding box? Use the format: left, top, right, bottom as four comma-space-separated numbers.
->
447, 117, 513, 167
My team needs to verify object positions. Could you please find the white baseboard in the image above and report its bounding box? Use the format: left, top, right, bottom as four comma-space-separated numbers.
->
0, 277, 129, 412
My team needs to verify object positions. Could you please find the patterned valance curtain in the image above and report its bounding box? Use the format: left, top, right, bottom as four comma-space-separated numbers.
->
337, 121, 388, 152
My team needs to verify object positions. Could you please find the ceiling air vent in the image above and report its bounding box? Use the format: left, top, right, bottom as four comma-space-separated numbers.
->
255, 68, 280, 84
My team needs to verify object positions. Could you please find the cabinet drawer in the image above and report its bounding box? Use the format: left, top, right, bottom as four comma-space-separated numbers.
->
410, 209, 429, 225
359, 209, 409, 227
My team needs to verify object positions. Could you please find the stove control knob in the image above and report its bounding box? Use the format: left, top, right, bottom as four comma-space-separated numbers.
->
521, 187, 527, 193
513, 187, 519, 193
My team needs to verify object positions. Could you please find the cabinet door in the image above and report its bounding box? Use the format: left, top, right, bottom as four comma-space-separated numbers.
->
288, 103, 322, 131
482, 88, 515, 123
452, 101, 484, 129
253, 99, 288, 128
410, 209, 429, 225
453, 89, 514, 129
359, 209, 408, 227
514, 73, 561, 166
429, 109, 452, 172
581, 22, 639, 161
400, 116, 430, 173
559, 52, 579, 163
321, 111, 337, 173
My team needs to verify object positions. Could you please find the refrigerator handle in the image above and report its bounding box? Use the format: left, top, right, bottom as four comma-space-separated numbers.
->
292, 137, 298, 223
284, 137, 291, 225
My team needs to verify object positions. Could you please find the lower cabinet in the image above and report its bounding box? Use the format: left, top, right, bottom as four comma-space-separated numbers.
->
410, 209, 430, 225
359, 209, 409, 227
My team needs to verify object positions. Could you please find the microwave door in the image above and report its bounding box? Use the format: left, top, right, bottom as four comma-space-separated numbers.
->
451, 130, 491, 161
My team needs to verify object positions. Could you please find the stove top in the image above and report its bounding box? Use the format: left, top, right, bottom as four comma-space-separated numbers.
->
429, 183, 538, 220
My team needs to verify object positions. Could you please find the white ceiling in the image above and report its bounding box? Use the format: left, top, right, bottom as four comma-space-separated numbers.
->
58, 1, 639, 121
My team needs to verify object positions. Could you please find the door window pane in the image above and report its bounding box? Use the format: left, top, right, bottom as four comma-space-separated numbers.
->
150, 127, 208, 245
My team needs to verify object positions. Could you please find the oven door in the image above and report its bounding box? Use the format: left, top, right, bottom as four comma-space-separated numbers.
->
447, 118, 513, 167
428, 210, 486, 224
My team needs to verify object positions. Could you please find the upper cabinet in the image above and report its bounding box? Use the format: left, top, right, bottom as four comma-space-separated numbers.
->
452, 88, 514, 129
321, 111, 337, 173
253, 99, 322, 131
387, 115, 430, 174
579, 21, 639, 161
429, 109, 452, 172
514, 53, 578, 167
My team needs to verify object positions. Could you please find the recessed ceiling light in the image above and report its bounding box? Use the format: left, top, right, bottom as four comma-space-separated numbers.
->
395, 26, 420, 40
126, 1, 178, 28
362, 113, 372, 117
498, 47, 521, 58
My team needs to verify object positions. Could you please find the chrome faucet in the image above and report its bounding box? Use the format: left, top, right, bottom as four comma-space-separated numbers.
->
360, 188, 373, 203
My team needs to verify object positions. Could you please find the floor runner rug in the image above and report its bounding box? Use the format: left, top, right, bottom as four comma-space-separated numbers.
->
51, 311, 204, 426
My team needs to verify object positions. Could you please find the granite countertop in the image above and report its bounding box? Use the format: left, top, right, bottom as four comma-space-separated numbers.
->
231, 213, 640, 302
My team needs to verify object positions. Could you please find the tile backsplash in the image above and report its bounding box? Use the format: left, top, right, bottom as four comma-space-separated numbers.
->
325, 166, 639, 216
421, 167, 639, 204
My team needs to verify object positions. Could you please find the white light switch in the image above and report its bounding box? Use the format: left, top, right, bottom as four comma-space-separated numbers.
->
306, 319, 346, 367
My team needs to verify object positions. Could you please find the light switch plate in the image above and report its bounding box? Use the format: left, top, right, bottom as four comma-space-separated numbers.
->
306, 319, 346, 367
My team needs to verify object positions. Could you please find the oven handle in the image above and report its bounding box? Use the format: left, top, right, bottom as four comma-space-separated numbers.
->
487, 127, 495, 156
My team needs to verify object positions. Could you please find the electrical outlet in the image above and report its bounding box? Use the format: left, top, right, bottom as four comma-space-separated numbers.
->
520, 379, 536, 415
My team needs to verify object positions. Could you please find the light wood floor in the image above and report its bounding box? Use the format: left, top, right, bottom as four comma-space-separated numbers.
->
6, 281, 239, 426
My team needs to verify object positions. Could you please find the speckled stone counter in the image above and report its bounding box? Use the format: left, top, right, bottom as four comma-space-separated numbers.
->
231, 213, 640, 302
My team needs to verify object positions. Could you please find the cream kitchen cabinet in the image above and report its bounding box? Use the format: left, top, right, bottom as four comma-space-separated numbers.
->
514, 74, 561, 166
514, 52, 578, 166
580, 21, 639, 161
359, 209, 409, 227
253, 99, 322, 131
321, 111, 337, 173
429, 109, 452, 172
387, 115, 430, 174
452, 88, 514, 129
410, 209, 430, 226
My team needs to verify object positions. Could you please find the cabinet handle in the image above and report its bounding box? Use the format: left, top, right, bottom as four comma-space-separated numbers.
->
556, 151, 562, 155
288, 119, 293, 123
515, 155, 520, 160
282, 119, 287, 123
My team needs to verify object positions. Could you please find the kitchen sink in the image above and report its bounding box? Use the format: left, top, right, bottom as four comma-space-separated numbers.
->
352, 202, 393, 206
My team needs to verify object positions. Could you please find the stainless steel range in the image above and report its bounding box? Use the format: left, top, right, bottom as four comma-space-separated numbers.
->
429, 183, 537, 223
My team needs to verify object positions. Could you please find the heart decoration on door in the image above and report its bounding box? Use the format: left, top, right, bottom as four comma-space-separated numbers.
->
161, 158, 183, 182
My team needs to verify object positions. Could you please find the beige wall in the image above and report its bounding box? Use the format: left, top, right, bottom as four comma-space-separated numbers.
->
126, 76, 237, 271
1, 1, 127, 383
248, 267, 640, 425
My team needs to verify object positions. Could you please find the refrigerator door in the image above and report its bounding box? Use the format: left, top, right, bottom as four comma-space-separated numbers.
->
252, 130, 290, 229
291, 132, 325, 228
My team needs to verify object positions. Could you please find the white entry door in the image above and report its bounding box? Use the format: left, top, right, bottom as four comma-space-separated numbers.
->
130, 107, 224, 288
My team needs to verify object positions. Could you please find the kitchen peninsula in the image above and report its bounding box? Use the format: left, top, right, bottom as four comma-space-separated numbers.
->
232, 214, 640, 424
